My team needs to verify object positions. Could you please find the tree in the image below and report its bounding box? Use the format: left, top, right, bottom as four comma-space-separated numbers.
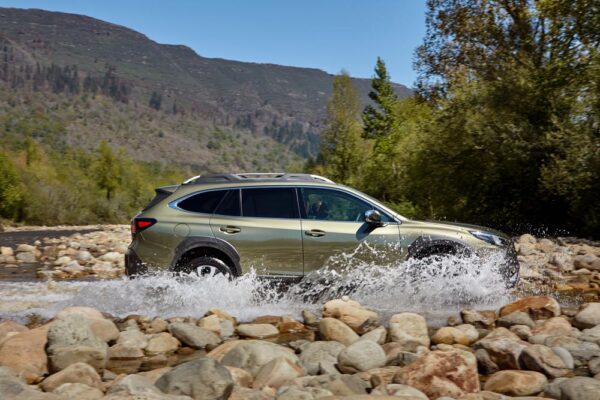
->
362, 57, 399, 141
0, 152, 23, 220
94, 141, 121, 201
314, 72, 366, 184
149, 91, 162, 110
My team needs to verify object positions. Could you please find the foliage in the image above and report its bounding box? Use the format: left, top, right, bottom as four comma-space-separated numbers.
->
0, 152, 24, 220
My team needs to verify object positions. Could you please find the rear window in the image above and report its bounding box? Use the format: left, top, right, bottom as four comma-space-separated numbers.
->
177, 190, 227, 213
241, 188, 299, 219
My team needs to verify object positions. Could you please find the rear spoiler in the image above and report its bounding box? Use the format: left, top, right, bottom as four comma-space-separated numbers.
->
141, 185, 179, 212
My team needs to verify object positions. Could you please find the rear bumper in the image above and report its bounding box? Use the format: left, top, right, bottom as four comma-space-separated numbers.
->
124, 248, 147, 276
501, 246, 520, 288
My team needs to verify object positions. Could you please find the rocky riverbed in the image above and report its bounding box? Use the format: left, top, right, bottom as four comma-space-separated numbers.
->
1, 296, 600, 399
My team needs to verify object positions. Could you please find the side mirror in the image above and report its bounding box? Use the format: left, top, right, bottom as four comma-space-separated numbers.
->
364, 210, 384, 226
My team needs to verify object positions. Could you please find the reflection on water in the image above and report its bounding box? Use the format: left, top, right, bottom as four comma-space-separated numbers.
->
0, 243, 513, 325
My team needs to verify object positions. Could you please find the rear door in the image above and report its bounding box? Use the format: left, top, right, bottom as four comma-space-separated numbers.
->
210, 187, 303, 276
299, 187, 401, 273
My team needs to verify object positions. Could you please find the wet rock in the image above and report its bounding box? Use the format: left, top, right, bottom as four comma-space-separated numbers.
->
220, 340, 300, 377
497, 311, 535, 328
394, 349, 479, 399
388, 313, 430, 351
483, 370, 547, 396
40, 362, 103, 392
0, 325, 48, 383
253, 356, 305, 389
145, 332, 180, 355
155, 357, 234, 400
300, 341, 346, 375
545, 376, 600, 400
169, 322, 221, 349
52, 383, 103, 399
460, 309, 496, 329
473, 327, 529, 369
337, 340, 386, 373
322, 298, 379, 334
574, 302, 600, 329
47, 315, 108, 373
432, 326, 471, 346
319, 318, 359, 345
236, 323, 280, 339
302, 309, 319, 328
499, 296, 560, 319
519, 344, 571, 377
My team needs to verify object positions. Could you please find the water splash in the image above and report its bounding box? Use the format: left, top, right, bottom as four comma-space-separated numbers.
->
0, 244, 513, 325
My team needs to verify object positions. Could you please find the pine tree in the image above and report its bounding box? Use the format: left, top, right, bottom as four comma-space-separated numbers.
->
362, 57, 398, 140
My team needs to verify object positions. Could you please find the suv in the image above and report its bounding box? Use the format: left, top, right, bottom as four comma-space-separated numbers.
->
126, 173, 519, 286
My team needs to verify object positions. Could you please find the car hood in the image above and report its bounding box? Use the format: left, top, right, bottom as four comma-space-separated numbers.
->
409, 219, 511, 239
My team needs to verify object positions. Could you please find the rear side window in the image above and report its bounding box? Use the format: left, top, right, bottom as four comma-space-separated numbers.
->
214, 189, 241, 216
177, 190, 227, 213
241, 188, 299, 219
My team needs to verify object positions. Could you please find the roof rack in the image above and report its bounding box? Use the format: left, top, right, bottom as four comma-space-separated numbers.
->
183, 173, 335, 185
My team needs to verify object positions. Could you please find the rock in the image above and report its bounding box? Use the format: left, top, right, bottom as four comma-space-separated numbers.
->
382, 342, 420, 367
519, 243, 536, 256
454, 324, 479, 344
54, 255, 72, 265
544, 376, 600, 400
318, 318, 359, 346
117, 329, 148, 349
253, 356, 305, 389
61, 260, 85, 275
0, 325, 48, 383
225, 366, 253, 387
145, 332, 180, 355
100, 252, 122, 263
496, 311, 535, 328
358, 326, 387, 344
16, 251, 36, 263
475, 348, 498, 375
552, 346, 575, 369
581, 325, 600, 345
155, 357, 234, 400
300, 341, 346, 375
355, 366, 402, 386
149, 317, 169, 333
388, 313, 430, 351
56, 306, 105, 321
483, 370, 547, 396
432, 326, 471, 346
589, 357, 600, 375
276, 386, 334, 399
40, 362, 103, 392
499, 296, 560, 319
536, 238, 556, 253
394, 349, 479, 399
1, 246, 13, 256
47, 315, 108, 373
473, 327, 529, 369
0, 367, 61, 399
229, 386, 272, 400
322, 298, 379, 334
574, 302, 600, 329
52, 382, 103, 399
0, 320, 28, 342
460, 309, 496, 329
372, 383, 428, 399
169, 322, 221, 349
519, 234, 536, 244
337, 340, 386, 373
197, 315, 222, 334
519, 344, 571, 378
552, 252, 573, 271
236, 323, 280, 339
510, 324, 532, 340
302, 309, 320, 327
220, 340, 300, 377
544, 335, 600, 364
106, 343, 144, 374
574, 254, 600, 271
301, 374, 369, 395
16, 244, 36, 253
531, 316, 573, 337
107, 374, 189, 399
76, 250, 93, 262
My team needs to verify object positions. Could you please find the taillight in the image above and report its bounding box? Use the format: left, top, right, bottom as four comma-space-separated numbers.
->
132, 218, 157, 234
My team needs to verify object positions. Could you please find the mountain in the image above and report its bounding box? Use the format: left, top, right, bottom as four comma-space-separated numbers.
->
0, 7, 411, 170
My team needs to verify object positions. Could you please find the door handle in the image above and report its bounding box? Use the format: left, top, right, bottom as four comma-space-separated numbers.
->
305, 229, 326, 237
220, 226, 241, 234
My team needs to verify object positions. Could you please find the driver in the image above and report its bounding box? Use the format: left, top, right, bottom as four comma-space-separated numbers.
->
309, 196, 329, 219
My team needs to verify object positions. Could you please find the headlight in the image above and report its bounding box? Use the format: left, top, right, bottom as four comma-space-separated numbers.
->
470, 230, 503, 246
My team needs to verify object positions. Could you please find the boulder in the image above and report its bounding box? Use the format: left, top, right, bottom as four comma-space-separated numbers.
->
300, 341, 346, 375
483, 370, 547, 396
117, 329, 148, 349
460, 309, 496, 329
431, 326, 471, 346
16, 251, 36, 263
382, 342, 420, 367
372, 383, 428, 399
574, 254, 600, 271
0, 320, 28, 342
574, 302, 600, 329
358, 326, 387, 344
394, 349, 479, 399
454, 324, 479, 344
581, 325, 600, 345
236, 323, 279, 339
388, 313, 430, 351
16, 244, 36, 253
519, 344, 571, 378
531, 317, 573, 337
253, 356, 305, 389
0, 246, 14, 256
318, 318, 359, 345
0, 367, 60, 400
40, 362, 103, 392
55, 306, 105, 321
544, 376, 600, 400
52, 383, 103, 400
46, 315, 108, 373
544, 335, 600, 365
155, 357, 234, 400
300, 374, 369, 395
0, 325, 49, 383
473, 327, 529, 369
169, 322, 221, 349
106, 343, 144, 374
499, 296, 560, 319
228, 386, 272, 400
496, 311, 535, 328
107, 374, 190, 399
225, 366, 253, 387
322, 298, 379, 334
337, 340, 386, 373
276, 386, 334, 399
220, 340, 300, 377
145, 332, 180, 355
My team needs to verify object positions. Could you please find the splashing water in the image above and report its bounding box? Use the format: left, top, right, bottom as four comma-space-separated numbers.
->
0, 243, 514, 325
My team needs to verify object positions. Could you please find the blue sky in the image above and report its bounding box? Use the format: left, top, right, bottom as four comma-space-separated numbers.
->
0, 1, 427, 87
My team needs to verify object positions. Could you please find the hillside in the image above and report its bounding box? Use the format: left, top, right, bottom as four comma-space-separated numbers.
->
0, 7, 411, 169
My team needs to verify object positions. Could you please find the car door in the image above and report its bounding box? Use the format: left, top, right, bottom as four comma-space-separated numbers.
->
210, 187, 304, 277
299, 187, 402, 274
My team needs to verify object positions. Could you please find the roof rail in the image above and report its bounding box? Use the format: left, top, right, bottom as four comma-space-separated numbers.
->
182, 173, 335, 185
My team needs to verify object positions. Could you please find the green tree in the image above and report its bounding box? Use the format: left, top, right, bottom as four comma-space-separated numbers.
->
94, 141, 121, 201
0, 153, 23, 220
362, 57, 399, 141
314, 72, 366, 184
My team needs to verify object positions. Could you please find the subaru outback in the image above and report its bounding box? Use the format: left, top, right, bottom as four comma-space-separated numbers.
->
125, 173, 519, 287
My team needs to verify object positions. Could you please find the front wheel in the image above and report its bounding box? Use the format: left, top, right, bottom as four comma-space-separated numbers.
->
178, 256, 233, 278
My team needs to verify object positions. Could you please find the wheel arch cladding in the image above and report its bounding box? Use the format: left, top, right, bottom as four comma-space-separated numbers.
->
171, 236, 241, 276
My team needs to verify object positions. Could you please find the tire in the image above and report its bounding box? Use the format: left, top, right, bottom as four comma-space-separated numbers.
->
179, 256, 233, 278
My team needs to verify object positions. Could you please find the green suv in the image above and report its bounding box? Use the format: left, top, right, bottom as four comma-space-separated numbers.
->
126, 173, 519, 286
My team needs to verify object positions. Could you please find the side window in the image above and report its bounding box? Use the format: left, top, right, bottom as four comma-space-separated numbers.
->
214, 189, 241, 216
301, 188, 391, 222
241, 188, 299, 219
177, 190, 227, 213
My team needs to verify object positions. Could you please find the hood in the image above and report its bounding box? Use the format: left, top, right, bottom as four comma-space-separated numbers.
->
411, 219, 510, 239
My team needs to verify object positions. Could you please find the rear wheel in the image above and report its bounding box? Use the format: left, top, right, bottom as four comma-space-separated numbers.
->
178, 256, 233, 278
